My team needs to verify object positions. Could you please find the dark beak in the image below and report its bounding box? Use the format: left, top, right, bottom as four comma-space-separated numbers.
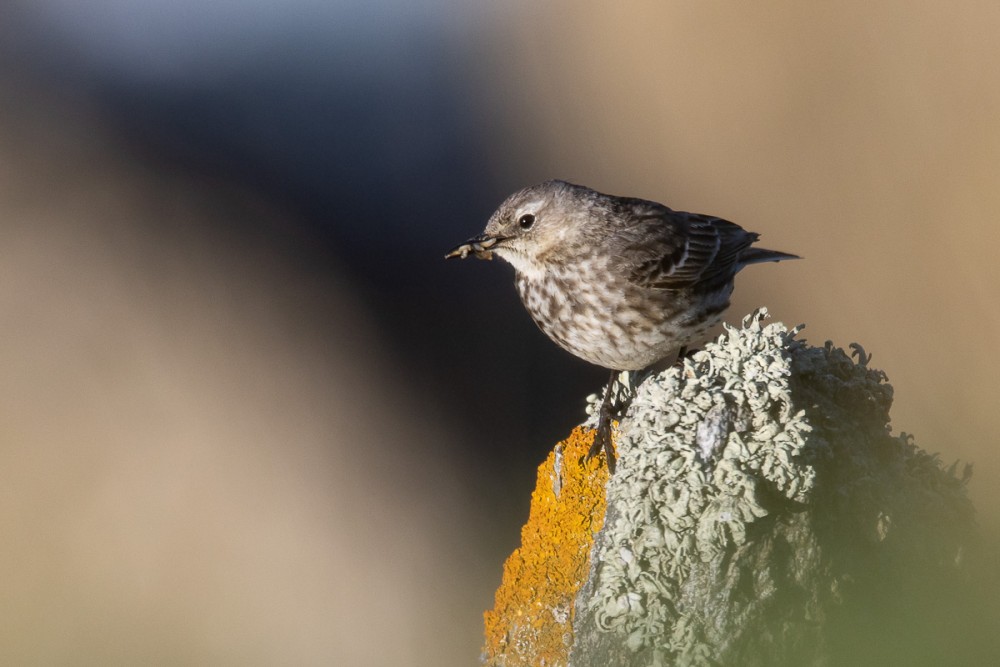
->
444, 234, 504, 260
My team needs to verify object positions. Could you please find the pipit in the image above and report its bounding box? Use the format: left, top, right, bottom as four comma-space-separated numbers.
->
447, 180, 798, 472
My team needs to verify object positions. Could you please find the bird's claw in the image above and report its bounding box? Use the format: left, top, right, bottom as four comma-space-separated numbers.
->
585, 418, 616, 474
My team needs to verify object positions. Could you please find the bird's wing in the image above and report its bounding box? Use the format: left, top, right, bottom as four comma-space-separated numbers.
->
610, 203, 757, 290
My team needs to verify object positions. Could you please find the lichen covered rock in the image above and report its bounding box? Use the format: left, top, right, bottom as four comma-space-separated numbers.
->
571, 310, 987, 666
482, 427, 610, 667
484, 310, 992, 666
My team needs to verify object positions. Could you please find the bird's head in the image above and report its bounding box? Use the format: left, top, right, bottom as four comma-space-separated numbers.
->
445, 180, 594, 276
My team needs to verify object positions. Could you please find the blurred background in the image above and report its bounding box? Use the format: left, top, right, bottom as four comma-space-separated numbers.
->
1, 1, 998, 663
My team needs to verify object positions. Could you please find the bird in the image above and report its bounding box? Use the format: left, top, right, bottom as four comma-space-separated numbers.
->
446, 180, 798, 473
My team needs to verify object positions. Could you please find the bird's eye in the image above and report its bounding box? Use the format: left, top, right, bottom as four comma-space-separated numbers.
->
518, 213, 535, 229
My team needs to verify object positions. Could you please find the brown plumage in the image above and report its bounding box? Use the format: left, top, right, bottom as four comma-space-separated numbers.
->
447, 180, 798, 472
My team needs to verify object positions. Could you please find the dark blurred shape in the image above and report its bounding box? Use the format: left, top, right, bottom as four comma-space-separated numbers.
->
0, 64, 497, 665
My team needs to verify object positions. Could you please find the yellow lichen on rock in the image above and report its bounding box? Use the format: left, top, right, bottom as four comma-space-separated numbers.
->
482, 427, 610, 667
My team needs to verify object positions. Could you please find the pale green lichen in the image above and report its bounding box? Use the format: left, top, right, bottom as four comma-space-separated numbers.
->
570, 308, 987, 666
584, 310, 816, 652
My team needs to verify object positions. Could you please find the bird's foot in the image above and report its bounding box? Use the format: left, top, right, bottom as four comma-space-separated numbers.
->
585, 408, 616, 475
583, 370, 624, 474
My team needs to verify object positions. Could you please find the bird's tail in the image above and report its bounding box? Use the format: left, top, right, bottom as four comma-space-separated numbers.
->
740, 248, 801, 266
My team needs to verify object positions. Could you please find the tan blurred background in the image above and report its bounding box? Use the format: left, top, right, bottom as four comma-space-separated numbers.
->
0, 84, 491, 663
1, 1, 998, 663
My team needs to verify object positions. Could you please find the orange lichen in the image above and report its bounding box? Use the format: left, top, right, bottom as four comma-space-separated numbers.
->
482, 426, 611, 667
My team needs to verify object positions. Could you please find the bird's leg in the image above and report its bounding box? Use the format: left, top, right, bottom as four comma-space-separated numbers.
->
586, 369, 620, 474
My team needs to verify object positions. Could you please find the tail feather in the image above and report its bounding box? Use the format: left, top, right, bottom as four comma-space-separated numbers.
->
740, 247, 800, 266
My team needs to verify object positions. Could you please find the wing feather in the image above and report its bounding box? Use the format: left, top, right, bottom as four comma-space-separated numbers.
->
610, 203, 757, 291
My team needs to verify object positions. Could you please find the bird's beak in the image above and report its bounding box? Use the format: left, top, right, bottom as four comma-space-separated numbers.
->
444, 234, 504, 260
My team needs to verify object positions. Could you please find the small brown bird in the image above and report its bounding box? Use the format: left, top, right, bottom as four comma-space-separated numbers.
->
446, 180, 798, 472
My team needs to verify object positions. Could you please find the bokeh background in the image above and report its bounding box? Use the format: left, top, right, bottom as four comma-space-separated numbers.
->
1, 1, 998, 663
